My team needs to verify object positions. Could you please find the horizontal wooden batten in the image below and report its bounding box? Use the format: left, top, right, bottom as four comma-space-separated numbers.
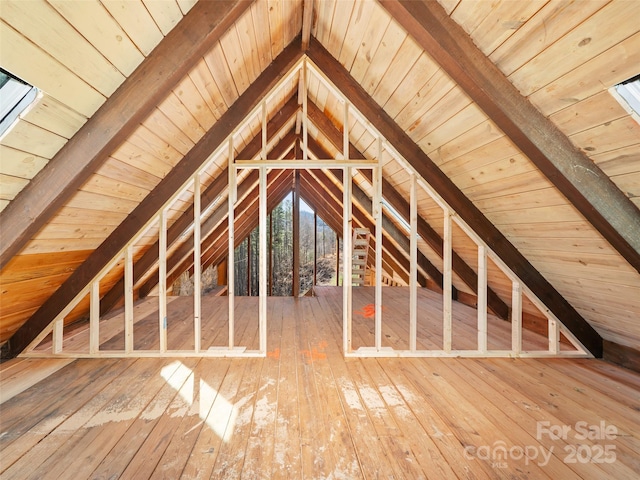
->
307, 38, 603, 357
0, 0, 255, 270
6, 39, 304, 358
379, 0, 640, 275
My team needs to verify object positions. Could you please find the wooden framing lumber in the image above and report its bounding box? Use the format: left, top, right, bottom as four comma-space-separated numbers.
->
306, 101, 510, 316
293, 170, 301, 296
100, 98, 300, 315
6, 39, 303, 357
301, 170, 420, 286
307, 37, 603, 357
0, 0, 254, 270
379, 0, 640, 275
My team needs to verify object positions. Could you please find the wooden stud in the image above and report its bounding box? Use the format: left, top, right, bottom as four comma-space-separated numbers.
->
8, 40, 304, 357
124, 246, 133, 353
306, 38, 602, 357
409, 173, 417, 352
293, 170, 301, 297
89, 280, 100, 355
443, 210, 452, 352
343, 166, 352, 354
374, 138, 383, 351
193, 175, 201, 353
259, 163, 268, 353
313, 212, 317, 286
228, 140, 236, 349
159, 210, 167, 353
302, 60, 308, 161
549, 317, 560, 355
511, 281, 522, 354
52, 318, 63, 355
477, 245, 487, 354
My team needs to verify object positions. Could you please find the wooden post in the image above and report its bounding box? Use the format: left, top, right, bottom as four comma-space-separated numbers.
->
259, 163, 268, 353
228, 140, 236, 349
269, 213, 273, 296
302, 60, 308, 160
52, 318, 63, 354
336, 236, 340, 286
343, 165, 352, 353
313, 212, 317, 286
512, 281, 522, 354
159, 210, 168, 353
124, 246, 133, 353
477, 244, 487, 353
247, 235, 252, 296
374, 138, 383, 351
409, 173, 417, 352
443, 210, 452, 352
549, 317, 560, 354
89, 280, 100, 354
193, 174, 201, 353
293, 170, 301, 296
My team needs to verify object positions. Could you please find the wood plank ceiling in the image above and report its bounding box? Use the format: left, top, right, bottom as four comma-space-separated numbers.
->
0, 0, 638, 355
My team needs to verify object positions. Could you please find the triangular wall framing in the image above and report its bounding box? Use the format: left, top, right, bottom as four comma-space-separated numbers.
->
18, 56, 592, 360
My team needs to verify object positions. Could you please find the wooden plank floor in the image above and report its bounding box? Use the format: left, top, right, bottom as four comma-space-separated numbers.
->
1, 288, 639, 479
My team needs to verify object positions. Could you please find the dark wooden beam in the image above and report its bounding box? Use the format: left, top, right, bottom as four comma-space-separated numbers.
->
379, 0, 640, 274
7, 39, 303, 357
603, 340, 640, 373
307, 37, 603, 356
0, 0, 255, 270
100, 98, 300, 315
306, 104, 511, 314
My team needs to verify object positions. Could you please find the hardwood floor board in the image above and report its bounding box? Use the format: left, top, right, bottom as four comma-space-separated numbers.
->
2, 288, 638, 478
21, 358, 182, 480
296, 298, 335, 479
0, 358, 125, 454
88, 360, 208, 478
116, 358, 202, 479
240, 296, 284, 479
318, 294, 422, 479
303, 297, 364, 479
271, 297, 303, 478
1, 358, 140, 479
482, 359, 640, 477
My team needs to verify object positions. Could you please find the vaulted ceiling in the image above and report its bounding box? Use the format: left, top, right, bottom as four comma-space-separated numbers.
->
1, 0, 639, 357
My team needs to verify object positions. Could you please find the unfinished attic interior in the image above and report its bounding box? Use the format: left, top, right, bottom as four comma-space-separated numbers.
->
1, 0, 639, 477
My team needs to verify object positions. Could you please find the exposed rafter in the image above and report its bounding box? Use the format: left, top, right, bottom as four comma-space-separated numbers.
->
6, 39, 303, 357
307, 38, 603, 357
0, 0, 255, 270
379, 0, 640, 274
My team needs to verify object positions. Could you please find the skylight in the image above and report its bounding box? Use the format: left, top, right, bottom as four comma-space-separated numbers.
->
611, 74, 640, 124
0, 67, 38, 137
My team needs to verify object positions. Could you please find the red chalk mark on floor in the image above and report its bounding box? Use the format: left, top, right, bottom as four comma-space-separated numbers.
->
300, 341, 328, 361
355, 303, 385, 318
267, 348, 280, 359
